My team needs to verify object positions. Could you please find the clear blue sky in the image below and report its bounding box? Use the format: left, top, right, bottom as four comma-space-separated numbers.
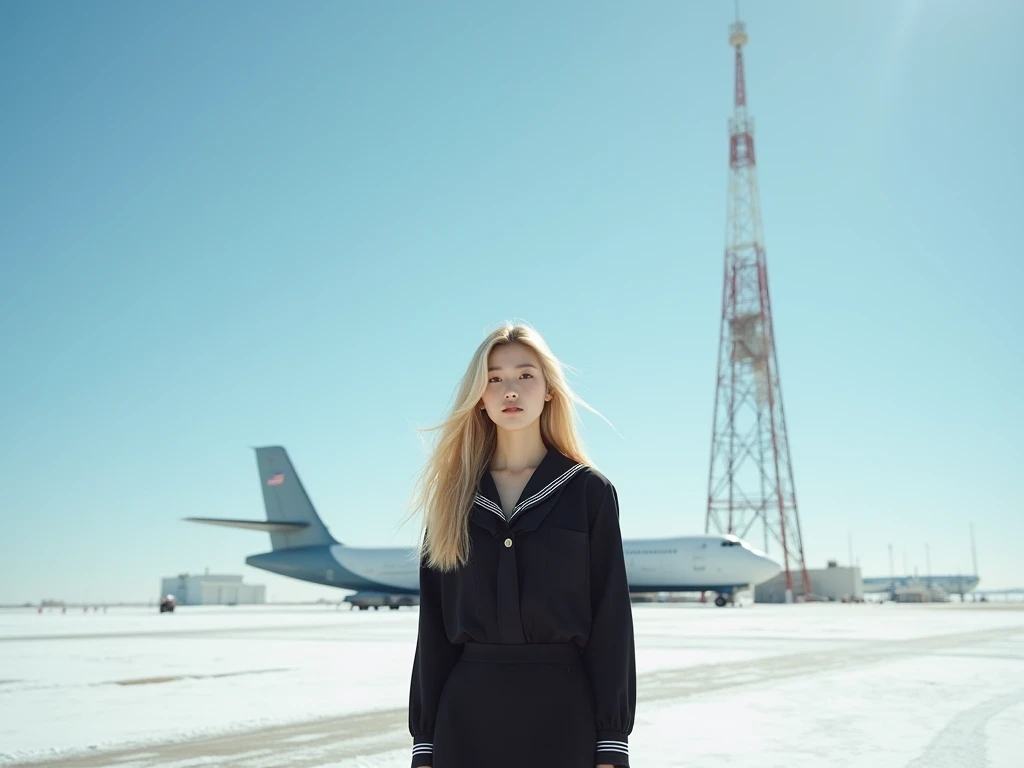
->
2, 1, 1021, 604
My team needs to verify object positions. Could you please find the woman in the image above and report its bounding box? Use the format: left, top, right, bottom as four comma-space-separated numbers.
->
407, 323, 636, 768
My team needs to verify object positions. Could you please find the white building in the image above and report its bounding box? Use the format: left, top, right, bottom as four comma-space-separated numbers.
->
755, 561, 863, 603
160, 572, 265, 606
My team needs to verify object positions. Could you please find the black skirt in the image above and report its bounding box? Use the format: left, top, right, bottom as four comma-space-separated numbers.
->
432, 642, 597, 768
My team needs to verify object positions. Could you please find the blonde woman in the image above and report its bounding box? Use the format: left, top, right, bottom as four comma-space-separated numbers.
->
407, 323, 636, 768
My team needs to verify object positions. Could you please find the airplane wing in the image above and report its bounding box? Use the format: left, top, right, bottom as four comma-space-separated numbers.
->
184, 517, 309, 533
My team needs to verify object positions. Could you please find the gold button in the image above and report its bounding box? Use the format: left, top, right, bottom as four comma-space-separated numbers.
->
504, 537, 513, 548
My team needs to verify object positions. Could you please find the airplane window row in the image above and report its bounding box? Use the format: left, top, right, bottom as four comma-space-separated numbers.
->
626, 549, 678, 555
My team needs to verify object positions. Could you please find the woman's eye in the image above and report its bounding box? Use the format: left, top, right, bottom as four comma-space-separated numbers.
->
488, 377, 500, 383
520, 373, 533, 379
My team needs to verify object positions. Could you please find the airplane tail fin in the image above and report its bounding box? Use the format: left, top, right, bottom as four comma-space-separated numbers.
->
185, 446, 339, 550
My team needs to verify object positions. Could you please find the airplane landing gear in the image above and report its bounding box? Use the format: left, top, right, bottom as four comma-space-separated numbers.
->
713, 591, 739, 607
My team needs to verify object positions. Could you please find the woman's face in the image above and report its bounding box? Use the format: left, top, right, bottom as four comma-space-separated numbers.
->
479, 342, 551, 431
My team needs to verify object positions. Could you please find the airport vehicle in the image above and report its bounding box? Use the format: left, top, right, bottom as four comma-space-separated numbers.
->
159, 595, 176, 613
188, 447, 781, 609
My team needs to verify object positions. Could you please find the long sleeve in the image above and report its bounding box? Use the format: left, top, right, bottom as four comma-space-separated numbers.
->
581, 481, 636, 767
408, 554, 461, 768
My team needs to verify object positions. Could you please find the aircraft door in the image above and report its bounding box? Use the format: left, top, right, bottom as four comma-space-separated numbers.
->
694, 542, 707, 571
692, 540, 708, 573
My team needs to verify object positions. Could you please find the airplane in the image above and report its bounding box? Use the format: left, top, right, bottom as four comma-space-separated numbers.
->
187, 446, 782, 609
862, 575, 980, 596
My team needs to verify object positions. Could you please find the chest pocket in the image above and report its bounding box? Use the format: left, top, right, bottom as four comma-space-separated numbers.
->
547, 527, 588, 593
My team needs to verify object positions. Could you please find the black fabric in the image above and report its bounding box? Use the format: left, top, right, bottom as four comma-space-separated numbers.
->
408, 449, 635, 768
433, 643, 595, 768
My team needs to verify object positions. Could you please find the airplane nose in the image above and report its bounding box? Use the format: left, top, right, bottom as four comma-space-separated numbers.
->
749, 551, 781, 584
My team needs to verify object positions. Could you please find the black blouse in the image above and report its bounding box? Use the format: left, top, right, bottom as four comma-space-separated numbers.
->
408, 449, 637, 767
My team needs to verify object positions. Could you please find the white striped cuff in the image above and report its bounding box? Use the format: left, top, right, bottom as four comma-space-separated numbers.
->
596, 738, 629, 765
410, 740, 432, 767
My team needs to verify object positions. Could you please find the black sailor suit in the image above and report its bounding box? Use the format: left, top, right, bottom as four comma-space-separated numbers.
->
408, 449, 637, 768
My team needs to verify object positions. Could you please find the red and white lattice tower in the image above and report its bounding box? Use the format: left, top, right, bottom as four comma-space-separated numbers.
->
705, 16, 811, 602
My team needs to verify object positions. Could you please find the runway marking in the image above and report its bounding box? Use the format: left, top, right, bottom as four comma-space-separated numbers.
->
112, 668, 290, 687
0, 624, 352, 643
18, 624, 1024, 768
905, 687, 1024, 768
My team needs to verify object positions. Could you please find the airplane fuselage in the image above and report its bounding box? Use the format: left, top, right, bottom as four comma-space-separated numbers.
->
246, 534, 781, 596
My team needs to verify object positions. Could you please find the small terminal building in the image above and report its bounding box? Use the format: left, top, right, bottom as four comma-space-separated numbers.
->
755, 561, 864, 603
160, 572, 265, 606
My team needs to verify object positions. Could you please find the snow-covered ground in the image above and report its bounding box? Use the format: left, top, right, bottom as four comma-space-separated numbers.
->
1, 602, 1022, 767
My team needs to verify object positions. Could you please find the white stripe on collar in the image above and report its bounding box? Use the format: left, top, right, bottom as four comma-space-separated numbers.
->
474, 494, 504, 519
474, 463, 587, 524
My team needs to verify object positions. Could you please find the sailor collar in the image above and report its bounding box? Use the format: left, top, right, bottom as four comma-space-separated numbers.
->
472, 448, 588, 533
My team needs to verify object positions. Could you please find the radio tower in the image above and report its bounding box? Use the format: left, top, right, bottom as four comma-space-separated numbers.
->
705, 11, 811, 603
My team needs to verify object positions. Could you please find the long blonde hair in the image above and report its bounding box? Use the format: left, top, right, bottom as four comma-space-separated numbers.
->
410, 323, 599, 571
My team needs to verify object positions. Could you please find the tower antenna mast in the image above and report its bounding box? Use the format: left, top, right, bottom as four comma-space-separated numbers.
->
705, 12, 812, 602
